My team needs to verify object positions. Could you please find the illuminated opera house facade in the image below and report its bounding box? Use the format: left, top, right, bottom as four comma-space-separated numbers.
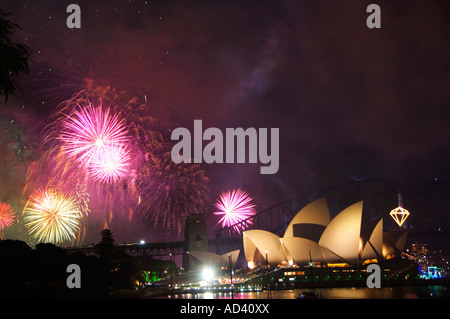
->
180, 198, 414, 289
243, 198, 408, 269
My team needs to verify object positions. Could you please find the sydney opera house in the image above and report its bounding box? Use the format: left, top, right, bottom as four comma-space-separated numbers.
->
243, 198, 408, 269
176, 198, 417, 290
186, 198, 408, 274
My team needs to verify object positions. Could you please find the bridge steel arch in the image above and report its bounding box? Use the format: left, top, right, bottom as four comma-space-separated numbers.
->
214, 178, 450, 254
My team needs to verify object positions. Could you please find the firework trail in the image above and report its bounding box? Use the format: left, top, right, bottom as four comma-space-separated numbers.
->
23, 188, 82, 244
214, 189, 256, 233
0, 202, 15, 230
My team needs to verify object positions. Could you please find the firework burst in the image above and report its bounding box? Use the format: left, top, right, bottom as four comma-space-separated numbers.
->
23, 188, 82, 244
136, 148, 210, 234
0, 202, 15, 230
58, 102, 131, 183
88, 142, 131, 183
22, 84, 209, 242
214, 189, 256, 232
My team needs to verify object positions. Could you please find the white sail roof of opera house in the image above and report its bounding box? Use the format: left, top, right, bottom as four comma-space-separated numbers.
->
243, 230, 286, 267
280, 237, 327, 264
243, 198, 405, 267
283, 197, 330, 238
280, 197, 332, 264
318, 201, 363, 265
382, 230, 408, 258
360, 218, 383, 260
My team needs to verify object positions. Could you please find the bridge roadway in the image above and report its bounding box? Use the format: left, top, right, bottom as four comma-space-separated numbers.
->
64, 238, 243, 257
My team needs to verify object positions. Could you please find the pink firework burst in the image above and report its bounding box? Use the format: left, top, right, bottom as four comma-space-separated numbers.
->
88, 142, 131, 183
0, 202, 15, 230
59, 102, 128, 165
214, 189, 256, 232
58, 102, 131, 182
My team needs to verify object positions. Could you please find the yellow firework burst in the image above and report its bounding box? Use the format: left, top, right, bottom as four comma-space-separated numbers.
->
23, 188, 82, 244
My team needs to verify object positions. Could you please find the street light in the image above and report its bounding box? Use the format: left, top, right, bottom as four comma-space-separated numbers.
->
248, 260, 255, 290
169, 253, 173, 291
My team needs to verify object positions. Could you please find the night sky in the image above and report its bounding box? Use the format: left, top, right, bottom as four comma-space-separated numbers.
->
1, 0, 449, 243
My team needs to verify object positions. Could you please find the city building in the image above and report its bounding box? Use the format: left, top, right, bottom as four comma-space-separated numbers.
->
409, 243, 449, 279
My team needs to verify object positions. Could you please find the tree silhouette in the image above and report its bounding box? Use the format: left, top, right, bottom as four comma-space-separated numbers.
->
95, 228, 141, 289
0, 9, 30, 103
96, 228, 116, 261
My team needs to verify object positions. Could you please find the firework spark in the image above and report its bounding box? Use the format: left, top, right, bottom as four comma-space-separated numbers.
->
23, 188, 82, 244
0, 202, 15, 230
214, 189, 256, 232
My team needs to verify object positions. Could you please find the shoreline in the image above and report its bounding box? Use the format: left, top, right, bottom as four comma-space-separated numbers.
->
137, 278, 448, 299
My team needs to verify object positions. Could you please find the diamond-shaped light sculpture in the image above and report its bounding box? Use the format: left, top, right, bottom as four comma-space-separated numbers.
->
389, 206, 410, 227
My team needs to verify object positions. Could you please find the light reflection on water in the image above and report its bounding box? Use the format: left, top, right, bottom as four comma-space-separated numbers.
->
164, 286, 448, 299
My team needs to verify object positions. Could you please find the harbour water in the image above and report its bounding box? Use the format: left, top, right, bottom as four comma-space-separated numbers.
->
160, 285, 448, 299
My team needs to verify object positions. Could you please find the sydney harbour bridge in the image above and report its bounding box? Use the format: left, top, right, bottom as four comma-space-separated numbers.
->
65, 178, 450, 261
